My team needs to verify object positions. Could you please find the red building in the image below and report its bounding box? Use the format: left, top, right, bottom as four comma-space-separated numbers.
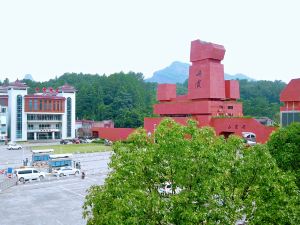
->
280, 78, 300, 126
96, 39, 275, 143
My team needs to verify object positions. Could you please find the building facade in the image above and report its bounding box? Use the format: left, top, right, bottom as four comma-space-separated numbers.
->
0, 81, 76, 142
280, 78, 300, 127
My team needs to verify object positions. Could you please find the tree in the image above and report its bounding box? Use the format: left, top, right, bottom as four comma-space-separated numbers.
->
83, 119, 299, 225
267, 122, 300, 188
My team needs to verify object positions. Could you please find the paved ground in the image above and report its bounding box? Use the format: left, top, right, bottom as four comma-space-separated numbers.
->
0, 142, 112, 225
0, 173, 108, 225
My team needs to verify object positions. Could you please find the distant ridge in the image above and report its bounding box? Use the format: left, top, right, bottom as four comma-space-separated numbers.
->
145, 61, 254, 84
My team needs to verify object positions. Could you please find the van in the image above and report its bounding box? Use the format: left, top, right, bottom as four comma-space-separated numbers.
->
14, 168, 46, 182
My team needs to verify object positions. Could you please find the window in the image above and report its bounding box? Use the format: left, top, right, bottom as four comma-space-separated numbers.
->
1, 107, 6, 113
39, 100, 43, 110
228, 106, 233, 109
16, 95, 22, 138
67, 97, 72, 137
56, 124, 60, 129
29, 99, 33, 111
34, 99, 38, 111
281, 112, 300, 127
44, 100, 47, 110
49, 100, 52, 111
28, 124, 34, 130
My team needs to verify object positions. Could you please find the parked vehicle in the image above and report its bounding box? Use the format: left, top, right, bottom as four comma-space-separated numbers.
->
14, 168, 45, 182
158, 182, 182, 195
242, 132, 256, 146
7, 143, 22, 150
104, 139, 113, 146
52, 166, 80, 177
72, 139, 80, 144
60, 139, 70, 145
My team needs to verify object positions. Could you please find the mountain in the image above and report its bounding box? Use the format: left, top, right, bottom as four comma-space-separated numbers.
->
24, 74, 34, 81
145, 61, 254, 84
224, 73, 254, 81
145, 61, 189, 84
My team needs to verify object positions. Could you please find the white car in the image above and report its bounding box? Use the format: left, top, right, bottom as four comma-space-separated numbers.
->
15, 168, 45, 182
52, 166, 80, 177
158, 182, 182, 195
7, 143, 22, 150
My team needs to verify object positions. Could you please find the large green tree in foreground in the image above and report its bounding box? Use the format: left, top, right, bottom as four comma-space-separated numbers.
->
84, 119, 299, 224
268, 122, 300, 188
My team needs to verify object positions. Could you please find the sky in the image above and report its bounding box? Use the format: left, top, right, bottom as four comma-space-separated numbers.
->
0, 0, 300, 83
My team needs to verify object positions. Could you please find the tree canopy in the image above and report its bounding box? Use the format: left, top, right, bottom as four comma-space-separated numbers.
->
22, 72, 157, 128
83, 119, 299, 225
268, 122, 300, 188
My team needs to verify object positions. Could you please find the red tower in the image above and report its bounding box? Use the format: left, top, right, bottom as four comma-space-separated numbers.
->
93, 39, 275, 143
145, 39, 275, 143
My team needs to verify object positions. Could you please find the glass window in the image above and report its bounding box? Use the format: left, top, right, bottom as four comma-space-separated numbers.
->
16, 95, 22, 138
39, 100, 42, 110
67, 97, 72, 137
34, 99, 38, 111
49, 100, 52, 111
29, 99, 33, 111
44, 100, 47, 110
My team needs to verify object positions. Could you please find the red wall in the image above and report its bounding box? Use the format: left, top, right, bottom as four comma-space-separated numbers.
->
144, 117, 190, 133
91, 128, 135, 141
225, 80, 240, 100
210, 118, 276, 143
157, 84, 176, 101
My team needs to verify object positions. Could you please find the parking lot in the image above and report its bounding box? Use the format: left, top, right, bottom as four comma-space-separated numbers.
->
0, 173, 108, 225
0, 143, 112, 225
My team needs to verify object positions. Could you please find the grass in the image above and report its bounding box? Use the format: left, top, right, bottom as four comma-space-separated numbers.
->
31, 143, 112, 154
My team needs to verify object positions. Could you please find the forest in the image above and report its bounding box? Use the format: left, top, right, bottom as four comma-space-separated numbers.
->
1, 73, 286, 127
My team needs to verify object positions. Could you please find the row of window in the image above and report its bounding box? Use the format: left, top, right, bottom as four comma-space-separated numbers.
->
27, 114, 62, 121
67, 98, 72, 137
27, 124, 61, 130
16, 95, 22, 138
28, 99, 63, 111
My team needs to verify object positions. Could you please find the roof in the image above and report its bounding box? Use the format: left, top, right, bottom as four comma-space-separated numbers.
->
58, 84, 76, 93
280, 78, 300, 102
32, 149, 54, 154
0, 86, 8, 93
7, 79, 28, 88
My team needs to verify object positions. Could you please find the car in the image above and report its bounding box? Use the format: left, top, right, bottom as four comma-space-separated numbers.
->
72, 139, 80, 144
158, 182, 182, 195
242, 132, 257, 146
52, 166, 80, 177
60, 139, 68, 145
7, 143, 22, 150
14, 168, 45, 182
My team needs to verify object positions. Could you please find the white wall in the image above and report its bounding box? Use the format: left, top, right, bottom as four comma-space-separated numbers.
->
59, 92, 76, 139
7, 88, 27, 142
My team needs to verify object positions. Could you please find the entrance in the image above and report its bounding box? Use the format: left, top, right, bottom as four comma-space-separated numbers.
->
38, 132, 52, 140
219, 131, 235, 139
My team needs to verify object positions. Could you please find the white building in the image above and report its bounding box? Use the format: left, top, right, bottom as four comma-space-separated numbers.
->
0, 80, 76, 142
